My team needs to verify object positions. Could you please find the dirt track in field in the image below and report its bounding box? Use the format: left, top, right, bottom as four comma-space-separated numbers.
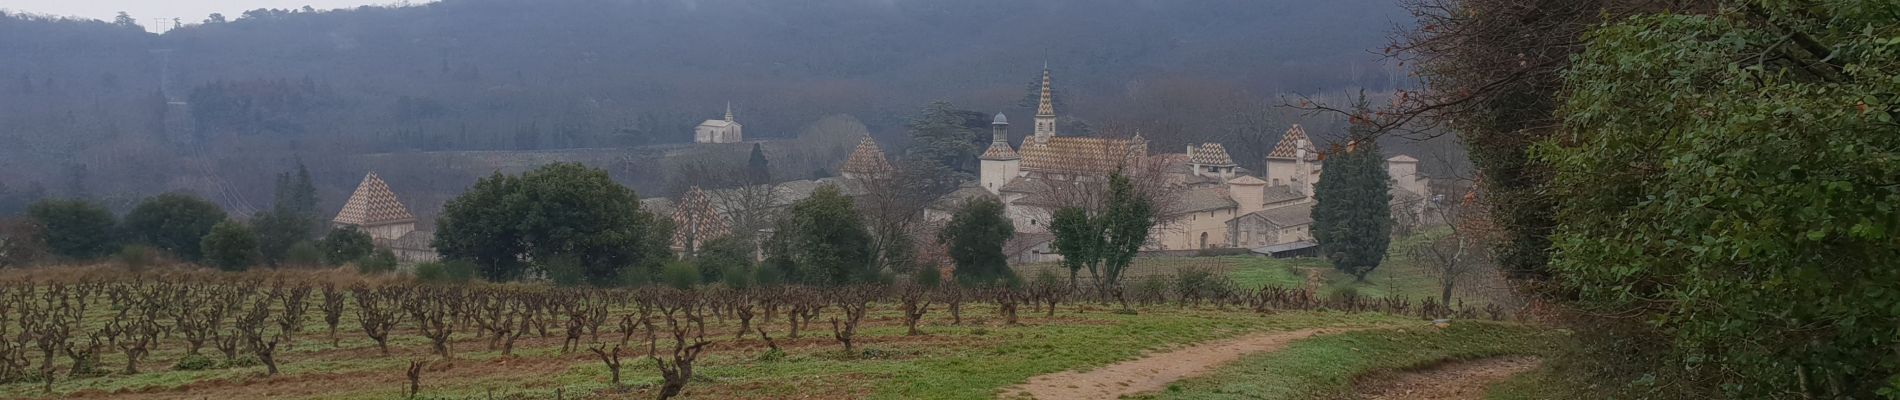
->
999, 327, 1367, 400
1353, 356, 1543, 400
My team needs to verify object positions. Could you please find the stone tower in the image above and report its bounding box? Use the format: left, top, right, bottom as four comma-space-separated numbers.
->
980, 112, 1021, 194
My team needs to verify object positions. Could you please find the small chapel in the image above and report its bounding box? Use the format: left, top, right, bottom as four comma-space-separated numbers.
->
694, 103, 744, 144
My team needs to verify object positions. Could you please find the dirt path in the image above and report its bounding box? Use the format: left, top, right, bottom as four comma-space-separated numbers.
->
1353, 356, 1542, 400
1000, 327, 1366, 400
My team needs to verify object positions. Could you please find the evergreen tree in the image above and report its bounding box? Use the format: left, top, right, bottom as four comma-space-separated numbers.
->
940, 197, 1015, 284
123, 193, 227, 261
200, 220, 259, 271
255, 162, 321, 265
1310, 123, 1392, 282
905, 101, 978, 174
27, 199, 117, 260
746, 143, 771, 185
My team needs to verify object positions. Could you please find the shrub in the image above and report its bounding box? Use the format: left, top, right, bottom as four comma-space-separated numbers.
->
200, 221, 259, 271
116, 244, 160, 272
357, 248, 398, 275
284, 241, 323, 267
317, 227, 373, 266
912, 267, 942, 288
442, 260, 478, 283
1326, 286, 1361, 303
541, 256, 586, 287
28, 199, 117, 260
720, 265, 753, 289
414, 262, 447, 282
1192, 248, 1253, 257
662, 261, 699, 290
122, 193, 226, 261
752, 265, 784, 288
173, 354, 215, 371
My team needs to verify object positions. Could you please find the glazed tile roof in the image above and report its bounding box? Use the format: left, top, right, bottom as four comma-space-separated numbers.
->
671, 186, 730, 249
333, 172, 416, 227
1266, 125, 1318, 160
1188, 143, 1235, 166
1019, 136, 1146, 176
839, 136, 893, 176
980, 140, 1021, 161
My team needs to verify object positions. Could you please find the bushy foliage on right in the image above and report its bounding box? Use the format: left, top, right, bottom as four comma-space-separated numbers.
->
1545, 3, 1900, 397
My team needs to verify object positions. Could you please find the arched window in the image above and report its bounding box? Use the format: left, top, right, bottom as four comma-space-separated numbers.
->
1199, 232, 1209, 249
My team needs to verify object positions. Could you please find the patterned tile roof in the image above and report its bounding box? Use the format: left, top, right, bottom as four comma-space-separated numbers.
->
1266, 125, 1318, 160
671, 186, 730, 250
333, 172, 416, 227
1019, 136, 1147, 176
980, 140, 1020, 161
1188, 143, 1235, 166
839, 136, 893, 176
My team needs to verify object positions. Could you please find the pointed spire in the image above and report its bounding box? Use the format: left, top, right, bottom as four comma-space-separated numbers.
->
1036, 67, 1055, 117
724, 101, 734, 122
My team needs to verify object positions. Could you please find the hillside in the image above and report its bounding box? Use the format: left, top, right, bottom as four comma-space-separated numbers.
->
0, 0, 1413, 215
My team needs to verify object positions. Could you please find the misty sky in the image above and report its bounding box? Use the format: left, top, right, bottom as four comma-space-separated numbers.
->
0, 0, 427, 31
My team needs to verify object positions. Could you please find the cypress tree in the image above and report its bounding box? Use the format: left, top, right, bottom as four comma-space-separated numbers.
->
1310, 123, 1391, 282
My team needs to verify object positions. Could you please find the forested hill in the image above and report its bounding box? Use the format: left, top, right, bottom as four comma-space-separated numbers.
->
0, 0, 1410, 213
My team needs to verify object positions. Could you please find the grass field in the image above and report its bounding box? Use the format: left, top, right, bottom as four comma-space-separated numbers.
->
0, 293, 1414, 399
1, 248, 1534, 400
1131, 322, 1556, 400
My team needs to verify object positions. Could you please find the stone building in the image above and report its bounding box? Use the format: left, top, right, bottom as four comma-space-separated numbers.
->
333, 172, 437, 263
694, 103, 743, 144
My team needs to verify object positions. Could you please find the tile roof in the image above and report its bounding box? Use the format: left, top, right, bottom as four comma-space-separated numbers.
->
1266, 125, 1318, 160
980, 140, 1021, 161
1168, 186, 1238, 215
671, 186, 730, 249
1019, 136, 1146, 176
1262, 185, 1307, 205
1188, 143, 1235, 166
698, 119, 737, 128
1227, 175, 1266, 185
930, 186, 1000, 211
333, 172, 416, 227
839, 137, 893, 176
1387, 154, 1419, 163
1242, 202, 1314, 227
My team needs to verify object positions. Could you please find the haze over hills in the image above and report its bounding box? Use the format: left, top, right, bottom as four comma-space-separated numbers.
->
0, 0, 1418, 218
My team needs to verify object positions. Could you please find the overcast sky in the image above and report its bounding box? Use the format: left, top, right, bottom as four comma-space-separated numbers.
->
0, 0, 425, 31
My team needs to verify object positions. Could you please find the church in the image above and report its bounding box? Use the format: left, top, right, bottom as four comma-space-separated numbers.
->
694, 103, 744, 144
972, 67, 1434, 256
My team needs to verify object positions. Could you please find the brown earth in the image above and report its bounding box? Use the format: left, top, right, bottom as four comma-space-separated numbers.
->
1353, 356, 1543, 400
999, 327, 1369, 400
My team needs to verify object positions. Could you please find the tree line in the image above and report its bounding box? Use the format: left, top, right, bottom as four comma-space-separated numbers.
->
1353, 0, 1900, 397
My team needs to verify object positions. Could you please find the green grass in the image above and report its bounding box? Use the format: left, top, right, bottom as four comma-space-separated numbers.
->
1, 295, 1417, 399
1130, 322, 1555, 400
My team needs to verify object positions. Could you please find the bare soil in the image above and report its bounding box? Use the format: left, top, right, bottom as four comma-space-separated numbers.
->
1352, 356, 1543, 400
1000, 327, 1365, 400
